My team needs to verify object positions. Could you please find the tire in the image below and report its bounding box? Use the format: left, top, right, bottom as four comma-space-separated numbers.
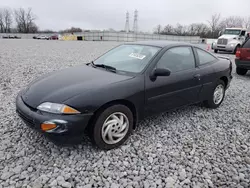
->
214, 49, 218, 53
90, 105, 133, 150
236, 67, 248, 75
234, 45, 240, 54
204, 80, 225, 109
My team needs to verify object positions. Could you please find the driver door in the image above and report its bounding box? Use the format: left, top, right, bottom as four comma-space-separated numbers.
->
144, 46, 202, 116
240, 30, 246, 42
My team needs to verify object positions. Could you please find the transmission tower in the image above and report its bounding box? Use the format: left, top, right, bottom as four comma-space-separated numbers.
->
133, 10, 138, 33
124, 11, 130, 33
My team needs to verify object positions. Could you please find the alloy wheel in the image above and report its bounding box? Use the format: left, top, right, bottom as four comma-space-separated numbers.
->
213, 84, 224, 105
101, 112, 129, 145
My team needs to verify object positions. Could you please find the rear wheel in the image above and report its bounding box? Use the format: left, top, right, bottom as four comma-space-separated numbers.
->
90, 105, 133, 150
214, 49, 218, 53
204, 80, 225, 109
236, 67, 248, 75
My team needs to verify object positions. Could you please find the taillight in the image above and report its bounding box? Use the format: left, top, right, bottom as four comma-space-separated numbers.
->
236, 50, 241, 59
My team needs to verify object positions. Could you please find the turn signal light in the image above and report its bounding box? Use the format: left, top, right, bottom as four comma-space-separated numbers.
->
62, 106, 80, 114
41, 122, 57, 131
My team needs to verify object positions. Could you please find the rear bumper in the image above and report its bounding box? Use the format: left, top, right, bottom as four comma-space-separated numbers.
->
235, 59, 250, 69
16, 90, 93, 144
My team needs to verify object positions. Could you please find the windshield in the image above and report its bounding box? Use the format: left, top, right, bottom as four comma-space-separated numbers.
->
93, 44, 161, 73
223, 29, 241, 35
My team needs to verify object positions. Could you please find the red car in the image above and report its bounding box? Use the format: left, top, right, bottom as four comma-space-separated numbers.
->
235, 38, 250, 75
49, 35, 58, 40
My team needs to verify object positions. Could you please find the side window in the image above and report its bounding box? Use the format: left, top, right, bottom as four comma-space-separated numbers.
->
196, 48, 216, 65
241, 31, 246, 36
157, 47, 195, 72
243, 39, 250, 48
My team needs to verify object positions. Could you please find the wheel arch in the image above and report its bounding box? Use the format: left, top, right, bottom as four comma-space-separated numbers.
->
88, 99, 138, 130
220, 76, 228, 87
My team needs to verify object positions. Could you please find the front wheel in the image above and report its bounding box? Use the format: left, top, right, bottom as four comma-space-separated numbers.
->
91, 105, 133, 150
236, 67, 248, 75
214, 49, 218, 53
204, 80, 225, 109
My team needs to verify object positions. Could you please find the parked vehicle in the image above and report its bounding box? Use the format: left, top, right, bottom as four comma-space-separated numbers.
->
2, 35, 21, 39
213, 28, 248, 54
49, 35, 58, 40
16, 41, 232, 149
37, 35, 49, 40
235, 38, 250, 75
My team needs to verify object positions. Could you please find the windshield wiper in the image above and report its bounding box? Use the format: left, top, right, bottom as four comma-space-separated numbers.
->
90, 61, 116, 72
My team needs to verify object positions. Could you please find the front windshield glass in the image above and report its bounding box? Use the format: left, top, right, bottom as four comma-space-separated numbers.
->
94, 44, 161, 73
223, 29, 241, 35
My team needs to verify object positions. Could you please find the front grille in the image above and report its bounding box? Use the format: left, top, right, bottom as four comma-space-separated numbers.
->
17, 110, 35, 127
217, 38, 228, 45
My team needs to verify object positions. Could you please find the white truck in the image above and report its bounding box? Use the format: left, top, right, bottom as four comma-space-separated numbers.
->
213, 28, 248, 54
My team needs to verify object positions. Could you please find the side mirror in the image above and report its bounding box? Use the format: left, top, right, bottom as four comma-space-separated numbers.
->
150, 68, 171, 80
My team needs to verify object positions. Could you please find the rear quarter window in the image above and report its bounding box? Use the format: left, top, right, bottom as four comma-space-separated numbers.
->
243, 39, 250, 48
195, 48, 217, 65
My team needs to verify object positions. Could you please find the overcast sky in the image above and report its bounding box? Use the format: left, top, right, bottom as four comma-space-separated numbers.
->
1, 0, 250, 32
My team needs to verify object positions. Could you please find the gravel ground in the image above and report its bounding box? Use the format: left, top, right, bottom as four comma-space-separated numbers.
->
0, 39, 250, 188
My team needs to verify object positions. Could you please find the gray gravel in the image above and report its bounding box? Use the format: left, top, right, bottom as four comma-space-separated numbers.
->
0, 39, 250, 188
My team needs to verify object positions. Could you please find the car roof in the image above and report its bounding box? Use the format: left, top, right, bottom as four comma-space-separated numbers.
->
126, 40, 192, 48
225, 27, 247, 30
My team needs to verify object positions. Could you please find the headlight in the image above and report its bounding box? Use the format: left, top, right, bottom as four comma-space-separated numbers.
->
37, 102, 80, 114
230, 43, 235, 47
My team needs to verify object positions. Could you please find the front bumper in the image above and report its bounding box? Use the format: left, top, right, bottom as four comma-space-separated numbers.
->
214, 44, 236, 52
235, 59, 250, 69
16, 91, 93, 143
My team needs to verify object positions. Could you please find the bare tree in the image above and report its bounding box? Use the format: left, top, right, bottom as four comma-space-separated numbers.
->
207, 13, 221, 37
0, 9, 3, 33
60, 27, 83, 33
243, 16, 250, 29
220, 16, 243, 29
198, 24, 210, 37
2, 8, 12, 32
174, 23, 184, 35
154, 24, 162, 34
188, 23, 197, 35
162, 24, 174, 34
14, 8, 37, 33
187, 23, 209, 37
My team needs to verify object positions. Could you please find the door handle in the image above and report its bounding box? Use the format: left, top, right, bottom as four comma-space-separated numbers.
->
193, 74, 201, 80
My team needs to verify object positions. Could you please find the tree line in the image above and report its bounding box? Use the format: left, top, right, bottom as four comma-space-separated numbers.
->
154, 14, 250, 38
0, 7, 83, 34
0, 7, 38, 33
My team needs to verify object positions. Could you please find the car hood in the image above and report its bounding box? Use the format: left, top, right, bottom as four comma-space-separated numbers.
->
21, 65, 133, 108
219, 35, 239, 40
